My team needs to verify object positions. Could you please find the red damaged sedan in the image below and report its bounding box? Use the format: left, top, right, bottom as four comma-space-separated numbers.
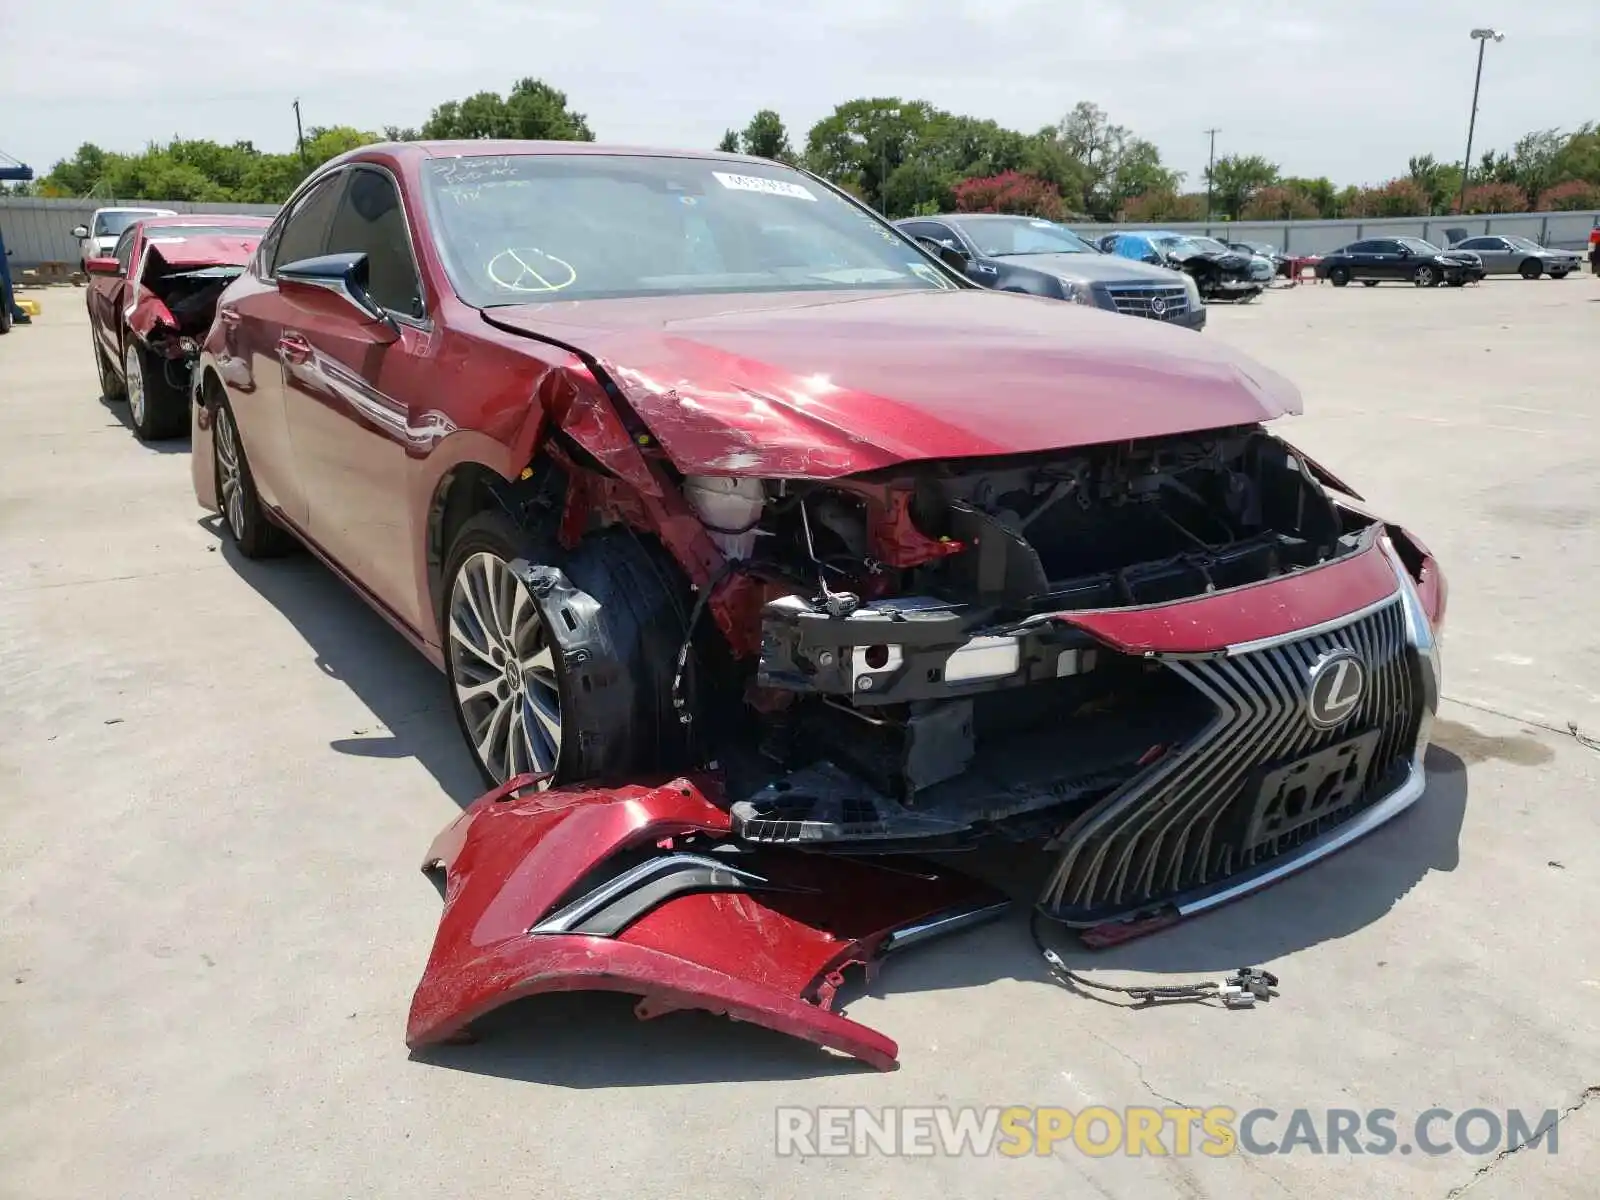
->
86, 214, 273, 440
191, 142, 1446, 1067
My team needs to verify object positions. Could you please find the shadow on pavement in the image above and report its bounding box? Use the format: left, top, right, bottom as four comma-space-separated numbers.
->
205, 516, 486, 806
97, 390, 191, 454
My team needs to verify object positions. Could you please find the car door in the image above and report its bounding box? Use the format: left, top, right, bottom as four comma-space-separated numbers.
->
1477, 237, 1515, 274
1355, 240, 1398, 280
221, 174, 346, 531
89, 226, 138, 368
279, 164, 436, 632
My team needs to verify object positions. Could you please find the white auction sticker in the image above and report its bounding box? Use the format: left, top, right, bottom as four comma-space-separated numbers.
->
712, 172, 817, 201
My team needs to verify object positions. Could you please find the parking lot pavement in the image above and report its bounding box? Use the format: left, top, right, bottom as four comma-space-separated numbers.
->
1, 283, 1596, 1200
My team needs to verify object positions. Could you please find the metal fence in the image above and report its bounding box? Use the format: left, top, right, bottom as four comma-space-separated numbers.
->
0, 197, 282, 270
4, 195, 1597, 272
1073, 209, 1600, 256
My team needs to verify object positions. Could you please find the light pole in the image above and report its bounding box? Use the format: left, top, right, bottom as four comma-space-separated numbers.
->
1204, 128, 1219, 222
1456, 28, 1505, 215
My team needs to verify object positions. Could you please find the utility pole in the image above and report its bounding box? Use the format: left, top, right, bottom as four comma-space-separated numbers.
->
1456, 29, 1505, 215
1204, 128, 1220, 223
293, 98, 308, 169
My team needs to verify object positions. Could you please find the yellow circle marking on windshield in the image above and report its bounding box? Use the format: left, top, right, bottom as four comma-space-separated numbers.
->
488, 247, 577, 293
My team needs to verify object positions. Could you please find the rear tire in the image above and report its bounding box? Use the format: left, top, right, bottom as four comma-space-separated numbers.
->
212, 395, 294, 558
1329, 267, 1350, 287
1519, 258, 1543, 280
441, 513, 692, 790
124, 341, 189, 441
93, 329, 125, 400
1361, 280, 1379, 288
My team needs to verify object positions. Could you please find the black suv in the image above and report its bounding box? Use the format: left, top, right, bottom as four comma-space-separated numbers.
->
1315, 238, 1485, 288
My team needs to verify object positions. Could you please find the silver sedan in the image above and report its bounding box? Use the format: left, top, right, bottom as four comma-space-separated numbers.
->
1450, 235, 1583, 279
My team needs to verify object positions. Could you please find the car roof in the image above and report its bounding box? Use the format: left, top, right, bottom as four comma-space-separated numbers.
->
364, 139, 785, 168
139, 214, 274, 230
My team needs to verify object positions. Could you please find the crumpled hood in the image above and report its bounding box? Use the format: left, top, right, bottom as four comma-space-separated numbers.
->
144, 234, 259, 272
484, 288, 1301, 478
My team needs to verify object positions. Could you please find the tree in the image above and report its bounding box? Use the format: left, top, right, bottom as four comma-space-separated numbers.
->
716, 130, 741, 153
1537, 179, 1600, 211
419, 78, 593, 141
1345, 178, 1430, 218
1462, 182, 1528, 214
804, 98, 939, 213
1111, 139, 1182, 210
1281, 176, 1339, 218
738, 110, 794, 162
1052, 101, 1127, 217
1205, 154, 1279, 219
951, 171, 1064, 220
1121, 190, 1205, 222
1406, 154, 1463, 214
1504, 129, 1564, 208
1241, 186, 1318, 221
1552, 122, 1600, 186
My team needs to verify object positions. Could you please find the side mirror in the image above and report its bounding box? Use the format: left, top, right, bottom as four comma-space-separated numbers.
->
85, 256, 122, 277
1396, 246, 1411, 258
276, 252, 399, 337
71, 225, 90, 239
915, 235, 969, 272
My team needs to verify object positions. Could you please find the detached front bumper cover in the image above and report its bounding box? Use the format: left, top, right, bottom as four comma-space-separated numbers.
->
406, 774, 1008, 1070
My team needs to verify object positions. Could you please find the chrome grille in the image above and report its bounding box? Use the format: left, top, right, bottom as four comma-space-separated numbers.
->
1103, 284, 1189, 320
1043, 597, 1417, 920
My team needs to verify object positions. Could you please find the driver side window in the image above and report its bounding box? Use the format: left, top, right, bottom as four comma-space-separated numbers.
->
325, 167, 426, 319
113, 228, 137, 275
272, 174, 343, 275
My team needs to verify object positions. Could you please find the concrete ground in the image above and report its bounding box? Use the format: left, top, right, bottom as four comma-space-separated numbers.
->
2, 279, 1597, 1199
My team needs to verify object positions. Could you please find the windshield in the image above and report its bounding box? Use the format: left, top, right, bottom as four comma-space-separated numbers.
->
422, 154, 957, 306
1504, 235, 1540, 249
1399, 237, 1443, 254
93, 210, 163, 238
954, 217, 1096, 256
1153, 235, 1210, 256
1189, 237, 1230, 253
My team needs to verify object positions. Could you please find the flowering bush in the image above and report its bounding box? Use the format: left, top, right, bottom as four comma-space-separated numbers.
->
1535, 180, 1600, 211
1241, 186, 1320, 220
951, 171, 1065, 220
1461, 182, 1529, 214
1120, 190, 1205, 221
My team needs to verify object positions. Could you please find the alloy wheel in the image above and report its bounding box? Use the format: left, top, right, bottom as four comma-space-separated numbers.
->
1415, 266, 1435, 287
214, 404, 247, 540
125, 344, 146, 426
447, 551, 562, 784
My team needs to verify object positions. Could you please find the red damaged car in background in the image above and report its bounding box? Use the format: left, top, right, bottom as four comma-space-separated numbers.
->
190, 142, 1446, 1068
86, 214, 273, 440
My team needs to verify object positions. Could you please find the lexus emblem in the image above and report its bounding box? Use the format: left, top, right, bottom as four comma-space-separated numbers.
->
1149, 296, 1167, 316
1306, 650, 1366, 729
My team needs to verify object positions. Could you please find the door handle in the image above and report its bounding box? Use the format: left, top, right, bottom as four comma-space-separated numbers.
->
278, 334, 312, 365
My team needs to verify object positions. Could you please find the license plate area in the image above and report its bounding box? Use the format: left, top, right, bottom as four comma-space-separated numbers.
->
1241, 728, 1382, 856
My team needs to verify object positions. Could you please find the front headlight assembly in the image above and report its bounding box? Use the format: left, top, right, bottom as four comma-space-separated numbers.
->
1054, 277, 1098, 306
1181, 272, 1203, 310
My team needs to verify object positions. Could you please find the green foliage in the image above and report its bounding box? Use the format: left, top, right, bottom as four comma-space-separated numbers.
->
716, 130, 741, 153
1205, 154, 1279, 220
418, 78, 593, 141
1281, 176, 1338, 218
1241, 186, 1318, 221
1121, 190, 1205, 222
1462, 182, 1528, 214
738, 110, 794, 163
1345, 178, 1431, 218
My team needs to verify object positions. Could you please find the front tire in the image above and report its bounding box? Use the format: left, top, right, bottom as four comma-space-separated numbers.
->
441, 513, 692, 790
1519, 258, 1543, 280
1329, 266, 1350, 287
1551, 269, 1569, 280
124, 341, 188, 440
212, 396, 293, 558
1413, 265, 1437, 288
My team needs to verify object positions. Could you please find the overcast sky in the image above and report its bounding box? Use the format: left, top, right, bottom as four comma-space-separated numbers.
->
3, 0, 1597, 188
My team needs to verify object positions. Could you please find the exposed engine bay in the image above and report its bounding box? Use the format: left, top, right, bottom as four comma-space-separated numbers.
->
132, 263, 241, 359
682, 427, 1377, 851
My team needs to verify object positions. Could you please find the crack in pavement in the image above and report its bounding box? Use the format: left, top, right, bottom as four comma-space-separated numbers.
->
1080, 1027, 1193, 1110
1444, 1084, 1599, 1198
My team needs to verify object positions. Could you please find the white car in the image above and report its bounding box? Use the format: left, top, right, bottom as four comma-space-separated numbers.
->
71, 207, 176, 270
